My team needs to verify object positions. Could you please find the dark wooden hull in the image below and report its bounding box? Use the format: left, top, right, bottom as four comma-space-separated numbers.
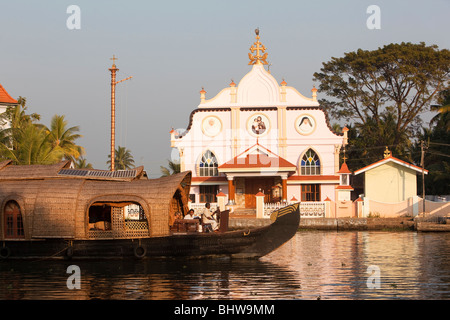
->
0, 204, 300, 260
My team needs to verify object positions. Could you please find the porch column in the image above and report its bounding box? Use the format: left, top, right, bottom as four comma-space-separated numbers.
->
227, 175, 235, 205
281, 174, 288, 202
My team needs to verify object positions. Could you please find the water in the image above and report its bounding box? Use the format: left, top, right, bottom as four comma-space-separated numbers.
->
1, 231, 450, 300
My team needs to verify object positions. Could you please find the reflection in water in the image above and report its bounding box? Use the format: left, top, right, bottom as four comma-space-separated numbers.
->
263, 231, 450, 299
0, 258, 301, 300
1, 231, 449, 300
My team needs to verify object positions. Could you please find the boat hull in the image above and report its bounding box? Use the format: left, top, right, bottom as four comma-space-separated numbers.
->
0, 203, 300, 260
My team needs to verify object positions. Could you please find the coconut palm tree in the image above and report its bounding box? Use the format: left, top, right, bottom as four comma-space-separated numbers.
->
0, 121, 64, 165
0, 97, 40, 152
0, 99, 64, 164
160, 159, 180, 177
74, 157, 93, 169
107, 146, 135, 170
44, 114, 84, 161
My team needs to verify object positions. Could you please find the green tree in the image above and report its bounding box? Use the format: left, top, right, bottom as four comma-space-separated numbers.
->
314, 42, 450, 164
413, 89, 450, 195
44, 114, 84, 161
0, 97, 40, 151
160, 159, 180, 177
107, 146, 135, 170
74, 157, 93, 169
0, 98, 85, 165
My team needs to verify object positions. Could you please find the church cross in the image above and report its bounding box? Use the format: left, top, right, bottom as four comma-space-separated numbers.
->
248, 29, 268, 65
342, 147, 348, 163
110, 55, 118, 66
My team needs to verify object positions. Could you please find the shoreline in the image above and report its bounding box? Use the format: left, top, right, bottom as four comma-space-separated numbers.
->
228, 217, 450, 232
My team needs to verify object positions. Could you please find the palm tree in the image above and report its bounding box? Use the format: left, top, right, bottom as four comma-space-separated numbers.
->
0, 99, 64, 164
74, 157, 93, 169
0, 97, 40, 153
160, 159, 180, 177
0, 122, 64, 165
107, 146, 135, 170
44, 114, 84, 161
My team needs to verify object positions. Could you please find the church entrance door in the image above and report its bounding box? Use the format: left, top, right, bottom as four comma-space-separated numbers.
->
245, 177, 273, 208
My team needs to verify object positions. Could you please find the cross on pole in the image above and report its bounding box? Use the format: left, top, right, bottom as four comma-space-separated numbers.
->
110, 54, 118, 66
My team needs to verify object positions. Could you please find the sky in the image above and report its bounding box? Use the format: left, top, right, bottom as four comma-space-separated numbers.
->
1, 0, 449, 177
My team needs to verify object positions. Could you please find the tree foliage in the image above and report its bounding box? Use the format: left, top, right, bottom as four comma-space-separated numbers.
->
160, 159, 180, 177
413, 89, 450, 195
314, 42, 450, 165
107, 146, 135, 170
0, 97, 86, 165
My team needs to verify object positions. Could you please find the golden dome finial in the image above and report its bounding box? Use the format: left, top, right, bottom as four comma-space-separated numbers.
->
248, 28, 268, 66
384, 146, 391, 158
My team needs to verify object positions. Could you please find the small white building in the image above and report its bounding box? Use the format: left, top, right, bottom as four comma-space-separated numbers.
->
354, 148, 428, 203
170, 31, 347, 211
0, 83, 18, 127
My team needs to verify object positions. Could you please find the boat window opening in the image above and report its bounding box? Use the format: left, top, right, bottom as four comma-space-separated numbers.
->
4, 200, 25, 239
88, 205, 112, 230
171, 190, 186, 217
88, 201, 149, 239
124, 203, 147, 222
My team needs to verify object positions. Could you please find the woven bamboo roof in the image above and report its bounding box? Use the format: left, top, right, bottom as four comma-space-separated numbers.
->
0, 160, 146, 181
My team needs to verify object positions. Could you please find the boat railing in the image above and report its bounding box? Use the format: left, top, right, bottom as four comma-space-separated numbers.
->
88, 207, 150, 239
188, 202, 218, 213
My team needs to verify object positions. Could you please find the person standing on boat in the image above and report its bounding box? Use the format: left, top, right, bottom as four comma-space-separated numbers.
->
202, 203, 218, 231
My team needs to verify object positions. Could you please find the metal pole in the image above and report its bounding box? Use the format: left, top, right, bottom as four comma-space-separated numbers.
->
109, 63, 118, 171
421, 140, 425, 216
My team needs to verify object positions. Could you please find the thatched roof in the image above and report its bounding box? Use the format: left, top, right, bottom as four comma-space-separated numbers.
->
0, 160, 145, 181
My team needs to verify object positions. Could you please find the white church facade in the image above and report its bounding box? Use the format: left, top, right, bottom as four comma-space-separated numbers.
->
170, 30, 348, 211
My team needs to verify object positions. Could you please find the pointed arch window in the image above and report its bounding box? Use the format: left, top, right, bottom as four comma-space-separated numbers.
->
199, 150, 218, 177
4, 201, 25, 239
301, 149, 321, 175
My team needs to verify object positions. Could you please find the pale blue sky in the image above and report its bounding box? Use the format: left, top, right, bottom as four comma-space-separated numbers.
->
1, 0, 449, 177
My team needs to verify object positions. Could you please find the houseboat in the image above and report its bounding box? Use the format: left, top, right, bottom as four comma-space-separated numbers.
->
0, 160, 300, 260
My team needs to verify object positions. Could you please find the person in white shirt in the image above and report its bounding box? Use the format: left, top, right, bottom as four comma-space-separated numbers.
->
184, 209, 195, 219
202, 203, 218, 231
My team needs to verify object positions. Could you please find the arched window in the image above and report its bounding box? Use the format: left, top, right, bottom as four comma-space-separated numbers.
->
301, 149, 321, 175
199, 150, 218, 176
4, 201, 25, 239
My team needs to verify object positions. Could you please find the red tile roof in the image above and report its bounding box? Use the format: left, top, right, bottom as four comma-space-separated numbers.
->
337, 162, 352, 174
218, 142, 297, 171
287, 175, 339, 181
354, 156, 427, 175
0, 83, 18, 104
335, 185, 354, 190
219, 154, 296, 169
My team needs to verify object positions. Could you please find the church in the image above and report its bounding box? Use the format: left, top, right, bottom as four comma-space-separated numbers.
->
170, 30, 348, 212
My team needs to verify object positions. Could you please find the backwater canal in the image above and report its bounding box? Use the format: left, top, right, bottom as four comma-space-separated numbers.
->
1, 231, 449, 300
